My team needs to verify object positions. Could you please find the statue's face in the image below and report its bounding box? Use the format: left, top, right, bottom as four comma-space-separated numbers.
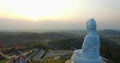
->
87, 18, 96, 32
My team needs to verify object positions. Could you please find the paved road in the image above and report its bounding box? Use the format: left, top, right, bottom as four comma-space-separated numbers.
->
26, 49, 39, 60
0, 52, 11, 59
0, 50, 31, 63
32, 49, 46, 61
44, 50, 72, 58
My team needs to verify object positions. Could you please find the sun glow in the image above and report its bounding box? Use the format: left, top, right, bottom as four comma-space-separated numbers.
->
0, 0, 77, 21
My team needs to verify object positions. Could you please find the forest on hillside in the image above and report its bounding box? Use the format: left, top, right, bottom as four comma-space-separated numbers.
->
0, 31, 120, 63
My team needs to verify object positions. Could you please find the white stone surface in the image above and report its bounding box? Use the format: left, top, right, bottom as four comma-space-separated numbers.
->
71, 18, 103, 63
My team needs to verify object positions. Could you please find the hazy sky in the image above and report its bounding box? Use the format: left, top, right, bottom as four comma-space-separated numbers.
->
0, 0, 120, 31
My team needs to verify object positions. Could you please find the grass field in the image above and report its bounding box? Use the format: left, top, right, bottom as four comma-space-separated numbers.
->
0, 59, 9, 63
42, 58, 66, 63
109, 38, 120, 45
32, 61, 40, 63
32, 57, 66, 63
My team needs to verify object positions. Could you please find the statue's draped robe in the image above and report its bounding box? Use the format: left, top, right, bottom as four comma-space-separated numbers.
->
82, 34, 100, 59
71, 18, 103, 63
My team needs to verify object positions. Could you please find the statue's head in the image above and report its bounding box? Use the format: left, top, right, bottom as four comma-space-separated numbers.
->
87, 18, 97, 33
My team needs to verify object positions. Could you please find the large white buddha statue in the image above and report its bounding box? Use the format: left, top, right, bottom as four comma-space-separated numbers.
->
71, 18, 103, 63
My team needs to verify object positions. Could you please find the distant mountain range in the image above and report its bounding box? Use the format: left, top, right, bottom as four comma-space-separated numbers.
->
98, 30, 120, 36
63, 29, 120, 37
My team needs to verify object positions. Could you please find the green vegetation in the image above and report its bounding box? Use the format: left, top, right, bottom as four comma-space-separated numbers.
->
0, 32, 74, 47
0, 30, 120, 63
0, 59, 8, 63
42, 58, 66, 63
109, 38, 120, 44
32, 61, 40, 63
44, 57, 55, 60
